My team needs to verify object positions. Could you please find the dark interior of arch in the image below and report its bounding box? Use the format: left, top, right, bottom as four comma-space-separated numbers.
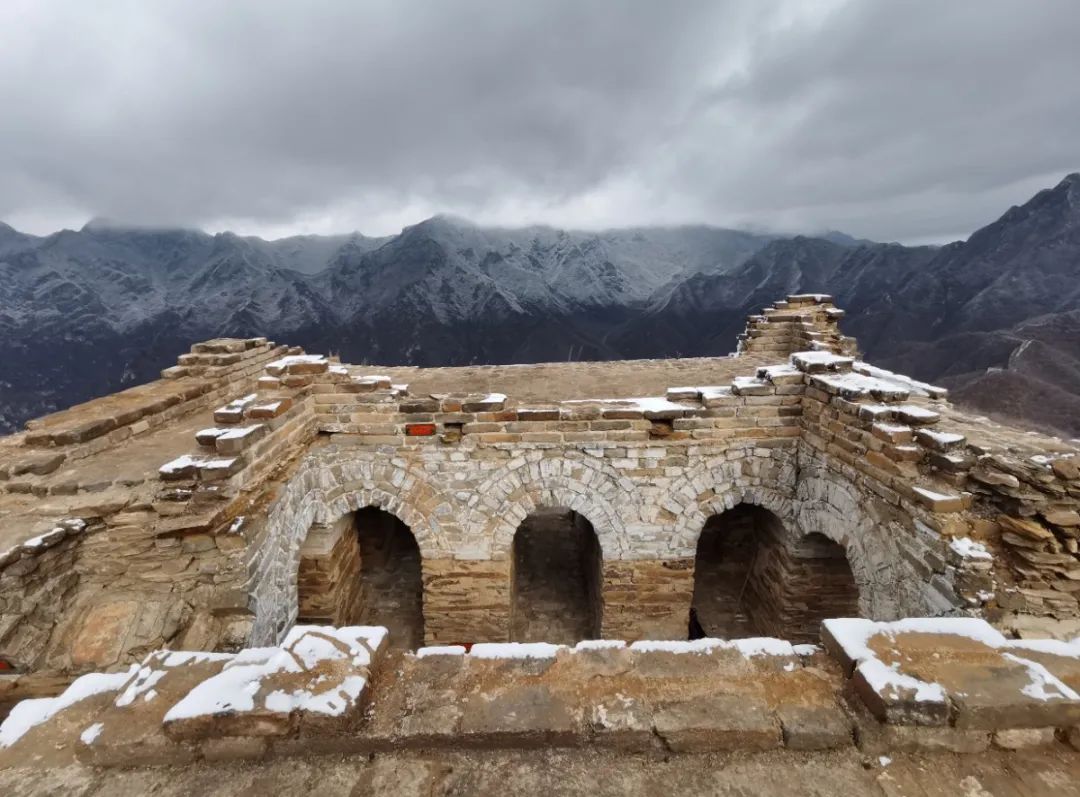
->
691, 504, 860, 644
511, 507, 602, 644
297, 506, 424, 651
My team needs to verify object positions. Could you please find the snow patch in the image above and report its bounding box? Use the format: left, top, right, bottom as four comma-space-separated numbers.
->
267, 354, 326, 370
79, 722, 104, 745
469, 642, 564, 660
854, 361, 946, 398
630, 637, 796, 657
415, 645, 467, 658
0, 668, 135, 748
163, 626, 386, 722
857, 657, 947, 703
949, 537, 992, 561
562, 396, 688, 413
158, 454, 238, 475
912, 486, 960, 503
1001, 653, 1080, 702
823, 617, 1007, 664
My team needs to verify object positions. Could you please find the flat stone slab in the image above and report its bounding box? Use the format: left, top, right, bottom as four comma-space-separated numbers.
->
460, 684, 581, 747
653, 694, 781, 752
823, 618, 1080, 730
777, 703, 853, 750
80, 650, 233, 767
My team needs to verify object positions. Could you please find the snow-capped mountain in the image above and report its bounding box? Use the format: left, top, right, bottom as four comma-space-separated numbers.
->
2, 174, 1079, 436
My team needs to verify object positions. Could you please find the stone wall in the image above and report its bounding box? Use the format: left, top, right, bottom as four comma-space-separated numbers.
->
3, 294, 1080, 679
245, 372, 855, 643
2, 618, 1079, 769
244, 343, 967, 646
296, 516, 362, 626
0, 520, 86, 671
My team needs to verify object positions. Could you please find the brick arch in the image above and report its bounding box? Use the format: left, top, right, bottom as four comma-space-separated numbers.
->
315, 459, 458, 559
793, 471, 907, 620
246, 452, 458, 645
665, 455, 798, 558
664, 454, 898, 620
471, 453, 634, 559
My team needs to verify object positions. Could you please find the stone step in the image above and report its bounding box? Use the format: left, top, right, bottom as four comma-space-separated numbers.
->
194, 424, 269, 455
158, 453, 245, 482
213, 394, 258, 424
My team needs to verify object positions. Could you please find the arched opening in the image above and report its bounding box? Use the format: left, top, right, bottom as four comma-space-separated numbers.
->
510, 507, 602, 643
691, 505, 859, 643
297, 506, 424, 650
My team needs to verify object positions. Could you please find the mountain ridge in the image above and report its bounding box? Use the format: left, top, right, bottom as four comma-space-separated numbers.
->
1, 173, 1078, 435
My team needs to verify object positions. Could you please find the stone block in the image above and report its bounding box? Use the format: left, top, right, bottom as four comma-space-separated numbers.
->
777, 703, 854, 750
11, 452, 66, 476
652, 694, 781, 752
992, 727, 1057, 749
516, 408, 560, 422
197, 456, 244, 481
246, 398, 293, 420
459, 684, 581, 747
163, 626, 387, 742
587, 694, 656, 751
949, 662, 1080, 730
894, 404, 940, 426
400, 399, 440, 413
911, 486, 964, 513
80, 651, 234, 768
214, 424, 268, 454
854, 717, 991, 755
731, 377, 773, 396
201, 735, 269, 762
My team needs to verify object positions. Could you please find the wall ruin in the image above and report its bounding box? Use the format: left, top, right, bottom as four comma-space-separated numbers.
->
1, 295, 1078, 686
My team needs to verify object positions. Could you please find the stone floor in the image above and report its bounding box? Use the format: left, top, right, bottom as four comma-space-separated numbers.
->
510, 509, 601, 644
2, 748, 1079, 796
342, 353, 774, 404
354, 509, 425, 651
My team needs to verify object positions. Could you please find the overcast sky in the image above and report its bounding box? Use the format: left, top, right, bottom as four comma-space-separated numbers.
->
1, 1, 1078, 243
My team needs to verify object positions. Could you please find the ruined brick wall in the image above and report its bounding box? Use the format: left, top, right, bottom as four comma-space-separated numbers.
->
4, 294, 1080, 679
245, 406, 949, 646
737, 294, 858, 359
296, 515, 362, 625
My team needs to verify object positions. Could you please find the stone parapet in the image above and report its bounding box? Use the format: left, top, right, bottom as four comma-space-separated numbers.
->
2, 619, 1079, 769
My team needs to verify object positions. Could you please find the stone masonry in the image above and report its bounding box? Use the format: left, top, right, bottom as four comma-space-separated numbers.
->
2, 618, 1080, 771
1, 294, 1079, 709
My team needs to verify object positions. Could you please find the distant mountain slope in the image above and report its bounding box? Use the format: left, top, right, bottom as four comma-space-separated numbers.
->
1, 175, 1079, 436
0, 220, 774, 428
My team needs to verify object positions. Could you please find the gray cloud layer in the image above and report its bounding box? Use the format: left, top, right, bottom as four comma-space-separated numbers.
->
2, 0, 1078, 242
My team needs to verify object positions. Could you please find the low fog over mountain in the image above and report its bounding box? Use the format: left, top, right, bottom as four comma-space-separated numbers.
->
2, 174, 1079, 436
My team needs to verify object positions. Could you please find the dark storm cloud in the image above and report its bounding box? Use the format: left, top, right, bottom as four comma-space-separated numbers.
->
1, 0, 1078, 241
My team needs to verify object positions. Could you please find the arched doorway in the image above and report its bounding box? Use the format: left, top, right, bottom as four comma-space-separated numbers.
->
297, 506, 424, 650
510, 507, 602, 643
691, 504, 859, 643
